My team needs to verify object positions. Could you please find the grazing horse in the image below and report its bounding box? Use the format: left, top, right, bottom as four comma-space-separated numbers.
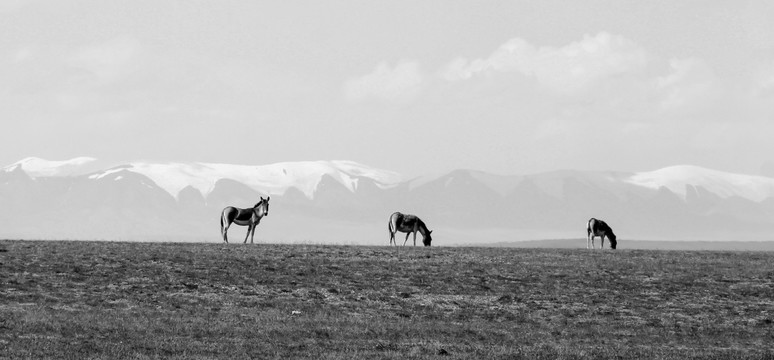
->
220, 197, 270, 244
388, 212, 433, 247
587, 217, 617, 249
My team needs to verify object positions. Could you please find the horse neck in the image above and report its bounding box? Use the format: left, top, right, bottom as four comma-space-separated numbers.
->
416, 221, 429, 236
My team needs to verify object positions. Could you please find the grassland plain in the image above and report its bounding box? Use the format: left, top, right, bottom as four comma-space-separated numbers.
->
1, 240, 773, 359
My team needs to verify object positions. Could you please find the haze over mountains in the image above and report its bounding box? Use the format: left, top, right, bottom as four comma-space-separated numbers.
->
2, 157, 774, 246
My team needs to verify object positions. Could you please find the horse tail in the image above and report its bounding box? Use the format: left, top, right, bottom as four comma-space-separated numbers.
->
388, 212, 400, 245
587, 218, 595, 236
388, 212, 398, 233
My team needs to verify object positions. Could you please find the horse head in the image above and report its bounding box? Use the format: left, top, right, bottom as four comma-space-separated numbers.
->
423, 230, 433, 247
608, 233, 617, 249
255, 196, 270, 217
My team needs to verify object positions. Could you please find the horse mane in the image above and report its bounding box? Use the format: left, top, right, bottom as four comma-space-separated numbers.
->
417, 218, 429, 231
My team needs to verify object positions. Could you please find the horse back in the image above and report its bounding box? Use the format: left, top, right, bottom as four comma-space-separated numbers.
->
393, 213, 422, 232
587, 218, 612, 236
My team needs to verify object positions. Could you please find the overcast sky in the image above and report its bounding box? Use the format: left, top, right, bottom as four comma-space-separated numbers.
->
1, 0, 773, 177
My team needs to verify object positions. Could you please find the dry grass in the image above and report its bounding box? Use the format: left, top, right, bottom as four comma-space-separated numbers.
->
1, 240, 773, 359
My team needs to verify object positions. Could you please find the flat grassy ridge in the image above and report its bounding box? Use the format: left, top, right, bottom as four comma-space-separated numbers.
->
1, 240, 773, 359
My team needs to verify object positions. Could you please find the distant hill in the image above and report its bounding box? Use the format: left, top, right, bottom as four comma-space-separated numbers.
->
3, 157, 774, 245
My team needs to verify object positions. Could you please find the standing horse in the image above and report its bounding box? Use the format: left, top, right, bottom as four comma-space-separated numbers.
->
220, 197, 270, 244
587, 217, 617, 249
388, 212, 433, 247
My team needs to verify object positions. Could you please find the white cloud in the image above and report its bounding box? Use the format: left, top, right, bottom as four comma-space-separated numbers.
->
655, 58, 715, 90
654, 57, 718, 113
344, 60, 424, 103
441, 32, 649, 94
441, 38, 537, 81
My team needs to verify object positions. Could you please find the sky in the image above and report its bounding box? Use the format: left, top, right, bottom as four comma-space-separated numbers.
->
1, 0, 773, 178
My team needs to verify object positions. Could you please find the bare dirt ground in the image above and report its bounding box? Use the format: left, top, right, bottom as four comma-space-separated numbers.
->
1, 240, 773, 359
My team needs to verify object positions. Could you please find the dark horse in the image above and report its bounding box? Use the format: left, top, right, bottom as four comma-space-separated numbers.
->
587, 217, 617, 249
220, 197, 270, 243
388, 212, 433, 247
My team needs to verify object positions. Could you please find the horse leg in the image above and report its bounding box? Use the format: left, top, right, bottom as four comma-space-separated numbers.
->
403, 232, 411, 246
250, 225, 257, 244
389, 230, 395, 246
222, 222, 230, 243
220, 214, 227, 243
586, 233, 590, 249
413, 231, 417, 246
244, 224, 252, 244
601, 235, 606, 249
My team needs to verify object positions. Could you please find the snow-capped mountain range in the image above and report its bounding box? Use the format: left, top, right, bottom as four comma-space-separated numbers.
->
5, 157, 403, 199
7, 157, 774, 202
625, 165, 774, 202
3, 157, 774, 244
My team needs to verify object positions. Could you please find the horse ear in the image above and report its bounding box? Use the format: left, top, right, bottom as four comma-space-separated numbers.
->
429, 230, 433, 234
267, 196, 270, 201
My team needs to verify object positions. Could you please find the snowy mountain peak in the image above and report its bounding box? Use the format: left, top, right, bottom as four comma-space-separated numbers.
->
89, 160, 404, 199
625, 165, 774, 202
3, 156, 98, 177
2, 157, 404, 199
